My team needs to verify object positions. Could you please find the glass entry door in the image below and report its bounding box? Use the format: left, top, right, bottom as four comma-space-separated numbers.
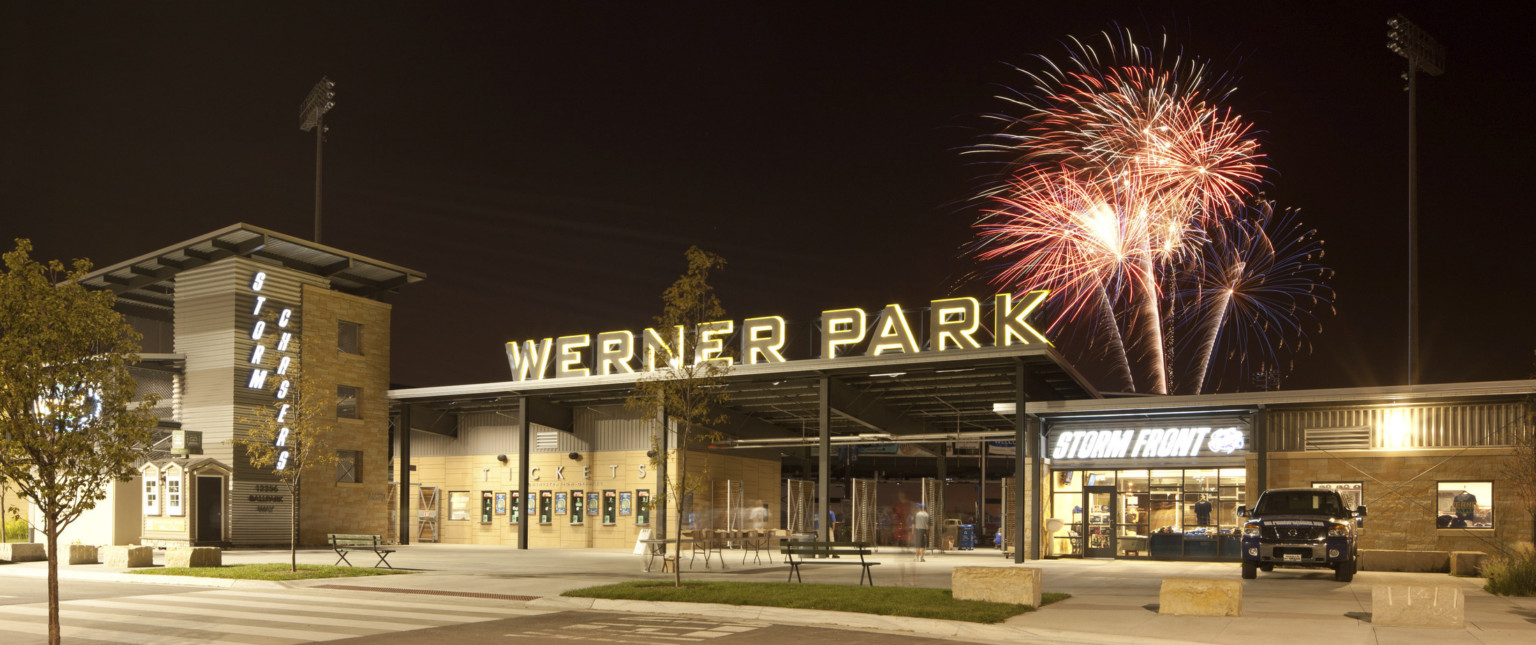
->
1084, 486, 1116, 558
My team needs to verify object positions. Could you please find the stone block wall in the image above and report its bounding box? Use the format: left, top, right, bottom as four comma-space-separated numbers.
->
1268, 448, 1530, 553
298, 287, 393, 545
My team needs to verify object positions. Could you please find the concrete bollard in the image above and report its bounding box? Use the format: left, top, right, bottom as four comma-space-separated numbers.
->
0, 543, 47, 562
165, 546, 222, 568
1372, 584, 1464, 628
102, 545, 154, 568
1159, 577, 1242, 617
952, 566, 1043, 607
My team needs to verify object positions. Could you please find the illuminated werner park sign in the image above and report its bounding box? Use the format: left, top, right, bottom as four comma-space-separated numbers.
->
505, 291, 1050, 381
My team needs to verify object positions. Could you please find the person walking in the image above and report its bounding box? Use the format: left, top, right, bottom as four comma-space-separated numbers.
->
913, 503, 931, 562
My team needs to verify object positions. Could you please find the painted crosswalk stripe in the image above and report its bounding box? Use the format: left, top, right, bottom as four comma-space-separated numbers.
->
191, 589, 539, 620
115, 592, 511, 624
16, 597, 430, 631
0, 602, 375, 641
0, 613, 267, 645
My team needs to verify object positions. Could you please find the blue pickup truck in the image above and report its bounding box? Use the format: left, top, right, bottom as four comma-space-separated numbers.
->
1237, 488, 1366, 582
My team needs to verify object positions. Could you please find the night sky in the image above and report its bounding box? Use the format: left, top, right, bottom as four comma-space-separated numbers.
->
4, 2, 1533, 393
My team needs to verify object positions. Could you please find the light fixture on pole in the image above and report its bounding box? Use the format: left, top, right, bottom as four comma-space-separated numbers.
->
299, 76, 336, 243
1386, 15, 1443, 385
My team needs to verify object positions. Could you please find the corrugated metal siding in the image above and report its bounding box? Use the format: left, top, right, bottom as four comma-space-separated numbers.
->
398, 404, 656, 457
577, 406, 653, 452
1270, 401, 1527, 451
461, 411, 521, 455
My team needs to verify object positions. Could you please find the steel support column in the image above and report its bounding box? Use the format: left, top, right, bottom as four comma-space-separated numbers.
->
1028, 414, 1042, 560
818, 376, 831, 542
518, 397, 531, 549
1014, 361, 1027, 563
397, 404, 411, 545
1254, 404, 1268, 492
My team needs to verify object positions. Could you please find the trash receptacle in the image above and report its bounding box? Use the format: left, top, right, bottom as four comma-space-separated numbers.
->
958, 524, 976, 550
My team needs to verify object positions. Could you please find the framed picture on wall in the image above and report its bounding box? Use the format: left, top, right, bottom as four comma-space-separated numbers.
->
619, 491, 633, 516
494, 492, 507, 515
555, 492, 568, 515
588, 492, 601, 516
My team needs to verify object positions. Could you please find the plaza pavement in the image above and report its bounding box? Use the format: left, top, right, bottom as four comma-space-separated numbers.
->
2, 542, 1533, 644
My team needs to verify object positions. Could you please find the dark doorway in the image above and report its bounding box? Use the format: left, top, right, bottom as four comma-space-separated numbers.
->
196, 476, 223, 542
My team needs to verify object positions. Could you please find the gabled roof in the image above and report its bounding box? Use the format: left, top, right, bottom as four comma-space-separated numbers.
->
79, 223, 426, 310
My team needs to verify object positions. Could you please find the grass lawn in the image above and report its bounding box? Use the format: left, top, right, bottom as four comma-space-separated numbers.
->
129, 563, 415, 581
564, 581, 1069, 624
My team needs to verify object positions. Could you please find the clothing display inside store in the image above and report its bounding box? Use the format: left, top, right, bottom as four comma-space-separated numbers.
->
1049, 467, 1246, 559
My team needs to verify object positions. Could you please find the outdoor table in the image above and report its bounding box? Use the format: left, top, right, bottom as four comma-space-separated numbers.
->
640, 538, 683, 572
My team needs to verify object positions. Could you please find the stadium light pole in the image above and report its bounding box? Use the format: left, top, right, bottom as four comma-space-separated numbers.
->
299, 77, 336, 244
1387, 16, 1443, 386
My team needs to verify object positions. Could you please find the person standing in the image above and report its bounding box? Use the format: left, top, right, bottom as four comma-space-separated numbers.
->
913, 503, 931, 562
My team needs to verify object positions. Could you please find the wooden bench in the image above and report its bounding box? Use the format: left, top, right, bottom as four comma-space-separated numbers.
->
780, 540, 879, 586
329, 534, 395, 569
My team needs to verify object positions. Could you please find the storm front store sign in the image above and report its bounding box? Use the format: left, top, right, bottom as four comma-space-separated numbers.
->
504, 291, 1051, 381
1048, 425, 1249, 461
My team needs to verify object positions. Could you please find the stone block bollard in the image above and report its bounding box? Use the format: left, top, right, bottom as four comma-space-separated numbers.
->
1372, 584, 1464, 628
0, 543, 47, 562
165, 546, 222, 568
952, 566, 1043, 607
102, 545, 154, 568
1159, 577, 1242, 617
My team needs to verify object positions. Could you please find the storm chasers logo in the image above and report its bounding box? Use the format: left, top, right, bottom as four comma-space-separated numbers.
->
1050, 426, 1248, 460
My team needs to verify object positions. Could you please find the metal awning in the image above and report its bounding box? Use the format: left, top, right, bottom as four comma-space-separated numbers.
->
389, 345, 1101, 443
78, 223, 426, 310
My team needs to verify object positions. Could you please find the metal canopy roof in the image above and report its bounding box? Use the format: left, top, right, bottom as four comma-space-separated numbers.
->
390, 345, 1101, 442
78, 223, 426, 310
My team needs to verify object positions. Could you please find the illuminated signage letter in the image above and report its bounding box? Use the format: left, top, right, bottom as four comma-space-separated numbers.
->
695, 321, 733, 367
821, 308, 866, 358
506, 338, 554, 381
247, 369, 269, 389
741, 316, 786, 364
555, 335, 591, 378
994, 291, 1051, 346
930, 297, 981, 350
868, 304, 919, 356
277, 332, 293, 352
250, 345, 265, 365
595, 331, 635, 375
643, 326, 684, 371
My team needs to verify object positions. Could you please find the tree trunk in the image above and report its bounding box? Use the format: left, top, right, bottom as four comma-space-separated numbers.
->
46, 512, 60, 645
674, 443, 685, 588
291, 477, 300, 572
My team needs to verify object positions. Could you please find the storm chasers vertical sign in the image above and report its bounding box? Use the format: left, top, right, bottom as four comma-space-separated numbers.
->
244, 269, 301, 472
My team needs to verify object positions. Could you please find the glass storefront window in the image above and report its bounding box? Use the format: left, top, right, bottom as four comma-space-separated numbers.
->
1050, 466, 1248, 559
1436, 482, 1493, 529
1312, 482, 1363, 512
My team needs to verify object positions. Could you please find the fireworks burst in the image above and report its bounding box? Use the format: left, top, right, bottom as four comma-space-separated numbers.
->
968, 30, 1332, 394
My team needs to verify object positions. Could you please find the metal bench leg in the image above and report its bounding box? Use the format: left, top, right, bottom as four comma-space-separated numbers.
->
374, 552, 393, 569
335, 550, 352, 567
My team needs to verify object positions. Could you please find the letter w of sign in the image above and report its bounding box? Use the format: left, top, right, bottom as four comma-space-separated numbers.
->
506, 339, 554, 381
994, 290, 1052, 347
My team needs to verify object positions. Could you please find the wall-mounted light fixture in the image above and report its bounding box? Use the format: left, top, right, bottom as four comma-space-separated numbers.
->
568, 451, 581, 461
496, 454, 508, 464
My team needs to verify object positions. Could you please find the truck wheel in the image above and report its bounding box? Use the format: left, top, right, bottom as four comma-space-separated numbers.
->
1259, 563, 1273, 572
1242, 561, 1257, 579
1335, 559, 1355, 582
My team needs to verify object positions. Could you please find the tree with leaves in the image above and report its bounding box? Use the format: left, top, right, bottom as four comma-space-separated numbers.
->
1507, 353, 1536, 550
232, 365, 338, 571
0, 239, 158, 645
626, 246, 731, 587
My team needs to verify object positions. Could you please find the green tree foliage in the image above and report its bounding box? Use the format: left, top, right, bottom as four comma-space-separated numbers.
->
0, 239, 158, 644
232, 366, 337, 571
626, 247, 731, 587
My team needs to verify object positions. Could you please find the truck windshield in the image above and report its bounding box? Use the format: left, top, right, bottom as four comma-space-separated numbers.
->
1253, 491, 1345, 516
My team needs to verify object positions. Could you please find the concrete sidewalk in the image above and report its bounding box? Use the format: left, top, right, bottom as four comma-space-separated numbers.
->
3, 543, 1534, 644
